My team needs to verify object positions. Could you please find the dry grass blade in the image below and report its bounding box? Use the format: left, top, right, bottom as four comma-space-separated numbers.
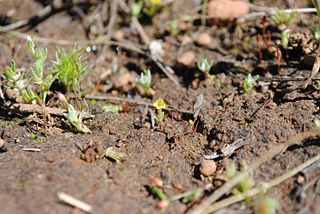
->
57, 191, 92, 213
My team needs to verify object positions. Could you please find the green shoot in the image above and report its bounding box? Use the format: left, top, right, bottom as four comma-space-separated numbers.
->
137, 69, 152, 93
243, 74, 259, 93
153, 98, 166, 123
254, 196, 278, 214
150, 186, 168, 201
181, 188, 204, 203
271, 8, 296, 27
197, 56, 215, 80
167, 19, 180, 36
315, 119, 320, 129
63, 104, 91, 133
226, 161, 254, 205
105, 146, 125, 163
51, 48, 87, 93
312, 0, 320, 23
131, 0, 162, 18
101, 103, 122, 114
281, 29, 291, 48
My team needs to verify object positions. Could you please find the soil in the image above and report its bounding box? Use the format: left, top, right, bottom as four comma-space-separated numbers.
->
0, 0, 320, 213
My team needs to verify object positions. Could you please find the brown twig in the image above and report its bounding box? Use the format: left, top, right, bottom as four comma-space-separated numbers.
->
72, 94, 193, 114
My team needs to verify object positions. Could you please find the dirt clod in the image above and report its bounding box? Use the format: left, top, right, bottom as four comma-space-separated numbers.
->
200, 160, 217, 177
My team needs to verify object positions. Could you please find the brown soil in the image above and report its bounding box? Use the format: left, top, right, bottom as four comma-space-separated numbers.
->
0, 0, 320, 213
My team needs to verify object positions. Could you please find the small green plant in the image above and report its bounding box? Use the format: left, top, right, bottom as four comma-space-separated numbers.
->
281, 29, 291, 49
226, 161, 254, 205
197, 56, 215, 80
131, 0, 162, 18
312, 0, 320, 22
315, 119, 320, 129
153, 98, 166, 123
101, 103, 122, 114
51, 48, 87, 93
63, 104, 91, 133
243, 74, 259, 93
271, 8, 297, 26
254, 195, 278, 214
136, 69, 152, 93
181, 188, 204, 203
105, 146, 125, 163
167, 19, 180, 36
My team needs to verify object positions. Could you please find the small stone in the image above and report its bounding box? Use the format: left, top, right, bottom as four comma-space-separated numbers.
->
200, 160, 217, 177
196, 32, 212, 47
207, 0, 249, 19
114, 30, 124, 40
0, 138, 5, 148
113, 72, 136, 88
178, 51, 196, 66
178, 21, 188, 31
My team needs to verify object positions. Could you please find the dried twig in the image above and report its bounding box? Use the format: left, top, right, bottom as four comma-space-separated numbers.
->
22, 148, 41, 152
57, 191, 92, 213
73, 94, 193, 114
2, 102, 92, 119
0, 0, 94, 32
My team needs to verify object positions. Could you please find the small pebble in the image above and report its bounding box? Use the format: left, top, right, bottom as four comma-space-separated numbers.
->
178, 51, 195, 66
196, 32, 212, 47
200, 160, 217, 177
207, 0, 249, 19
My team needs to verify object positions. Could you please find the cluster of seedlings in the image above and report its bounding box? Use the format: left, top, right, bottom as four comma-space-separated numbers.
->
2, 0, 320, 213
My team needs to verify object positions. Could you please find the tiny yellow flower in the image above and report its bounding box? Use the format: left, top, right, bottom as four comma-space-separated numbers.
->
151, 0, 161, 5
153, 98, 166, 110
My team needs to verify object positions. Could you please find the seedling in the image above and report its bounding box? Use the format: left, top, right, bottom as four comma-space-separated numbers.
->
63, 104, 91, 133
136, 69, 152, 93
226, 161, 254, 205
181, 188, 204, 203
254, 196, 278, 214
197, 56, 214, 80
105, 146, 125, 163
243, 74, 259, 93
101, 103, 122, 114
167, 19, 180, 37
281, 29, 291, 49
131, 0, 162, 18
153, 98, 166, 123
271, 8, 296, 27
315, 119, 320, 129
51, 47, 87, 93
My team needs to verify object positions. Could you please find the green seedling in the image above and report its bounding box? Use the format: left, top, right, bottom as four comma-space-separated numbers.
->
105, 146, 125, 163
51, 48, 87, 93
181, 188, 204, 203
132, 0, 162, 18
271, 8, 296, 27
2, 60, 26, 90
167, 19, 180, 37
315, 119, 320, 129
197, 56, 215, 80
312, 28, 320, 41
101, 103, 122, 114
151, 186, 168, 201
281, 29, 291, 49
312, 0, 320, 23
153, 98, 166, 123
137, 69, 152, 93
243, 74, 259, 93
27, 36, 57, 103
64, 104, 91, 133
254, 196, 278, 214
226, 161, 254, 205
